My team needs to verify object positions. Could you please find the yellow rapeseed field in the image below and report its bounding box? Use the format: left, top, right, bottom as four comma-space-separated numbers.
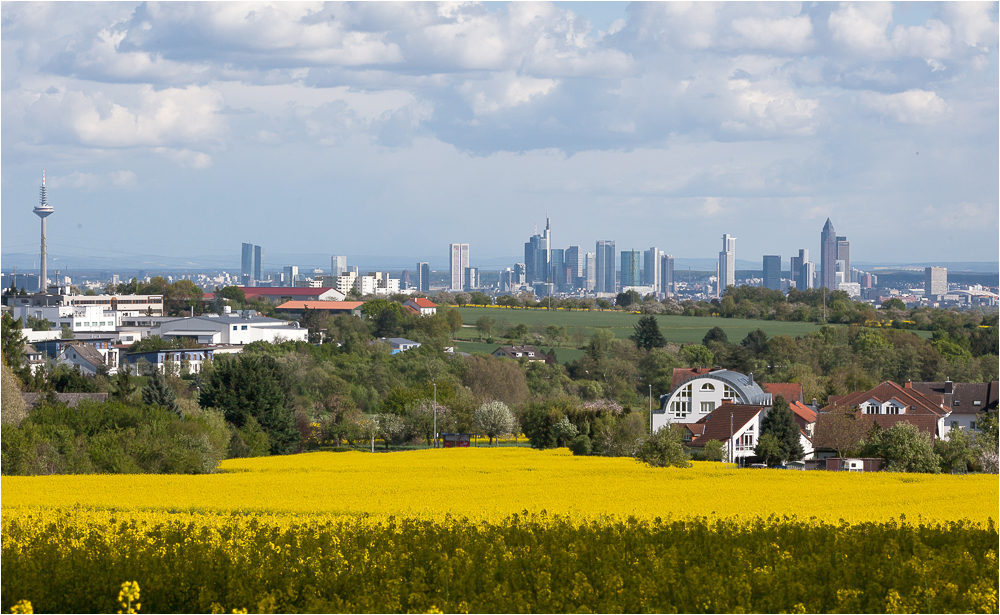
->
3, 447, 997, 523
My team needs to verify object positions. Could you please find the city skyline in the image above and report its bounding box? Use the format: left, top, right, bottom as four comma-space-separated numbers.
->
2, 2, 998, 266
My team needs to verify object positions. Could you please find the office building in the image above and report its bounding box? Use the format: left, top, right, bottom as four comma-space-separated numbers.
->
549, 248, 565, 288
719, 234, 736, 291
524, 217, 551, 285
802, 262, 816, 290
820, 219, 846, 291
464, 267, 478, 291
331, 256, 347, 277
661, 254, 675, 295
500, 268, 515, 293
790, 249, 808, 290
595, 241, 616, 293
565, 246, 583, 288
282, 265, 299, 287
644, 248, 661, 292
513, 263, 527, 285
449, 243, 469, 291
584, 253, 596, 291
416, 262, 430, 292
763, 255, 782, 291
621, 250, 641, 288
401, 269, 410, 290
837, 236, 850, 280
241, 242, 264, 287
925, 267, 947, 298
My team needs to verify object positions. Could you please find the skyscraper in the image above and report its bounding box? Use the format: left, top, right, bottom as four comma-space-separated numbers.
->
449, 243, 469, 291
644, 247, 661, 292
595, 241, 616, 293
513, 263, 527, 285
719, 234, 736, 291
524, 218, 551, 285
837, 236, 850, 282
621, 250, 641, 288
661, 254, 675, 295
763, 255, 781, 291
565, 246, 583, 288
331, 256, 347, 277
584, 253, 596, 291
401, 269, 410, 290
253, 245, 264, 283
417, 262, 430, 292
925, 267, 947, 298
790, 249, 808, 290
241, 242, 264, 286
33, 171, 53, 293
820, 219, 838, 291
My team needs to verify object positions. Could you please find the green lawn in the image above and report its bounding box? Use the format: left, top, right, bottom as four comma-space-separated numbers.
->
454, 306, 830, 346
454, 340, 585, 364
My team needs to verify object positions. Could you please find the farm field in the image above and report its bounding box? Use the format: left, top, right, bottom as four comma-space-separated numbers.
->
4, 449, 997, 614
454, 306, 830, 345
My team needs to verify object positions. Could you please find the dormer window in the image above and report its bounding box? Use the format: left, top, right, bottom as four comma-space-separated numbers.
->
701, 383, 716, 391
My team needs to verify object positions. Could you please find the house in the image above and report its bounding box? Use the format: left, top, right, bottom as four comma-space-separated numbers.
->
239, 287, 346, 304
275, 301, 365, 318
155, 313, 309, 345
682, 401, 814, 463
380, 338, 421, 354
23, 344, 46, 375
790, 401, 817, 439
817, 381, 951, 441
761, 382, 805, 404
403, 298, 437, 316
492, 345, 544, 362
57, 341, 118, 376
122, 345, 243, 375
909, 379, 999, 435
653, 368, 772, 429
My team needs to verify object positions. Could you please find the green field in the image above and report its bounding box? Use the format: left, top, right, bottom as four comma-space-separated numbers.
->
454, 339, 586, 363
454, 306, 830, 346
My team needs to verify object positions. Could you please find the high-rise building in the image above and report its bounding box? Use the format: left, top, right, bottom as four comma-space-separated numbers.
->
565, 246, 583, 288
584, 253, 596, 291
513, 263, 527, 285
837, 236, 850, 281
644, 247, 661, 292
241, 242, 264, 286
925, 267, 947, 298
33, 171, 53, 294
802, 261, 816, 290
401, 269, 410, 290
331, 256, 347, 277
661, 254, 675, 295
282, 265, 299, 287
595, 241, 616, 293
621, 250, 641, 288
523, 217, 551, 285
790, 249, 808, 290
718, 234, 736, 291
500, 268, 515, 293
417, 262, 430, 292
449, 243, 469, 291
549, 248, 565, 288
820, 219, 839, 291
763, 255, 782, 291
464, 267, 478, 291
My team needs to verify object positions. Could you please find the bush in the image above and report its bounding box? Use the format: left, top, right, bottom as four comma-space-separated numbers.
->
569, 434, 592, 456
637, 426, 691, 468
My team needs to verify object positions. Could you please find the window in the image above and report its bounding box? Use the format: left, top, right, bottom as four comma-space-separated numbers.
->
241, 325, 248, 330
701, 401, 715, 414
233, 326, 238, 331
950, 421, 959, 429
953, 400, 961, 406
970, 421, 978, 430
723, 384, 737, 400
701, 383, 715, 391
974, 400, 982, 406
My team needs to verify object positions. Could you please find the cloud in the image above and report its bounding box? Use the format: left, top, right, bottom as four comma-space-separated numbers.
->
460, 73, 558, 115
729, 15, 814, 53
47, 169, 137, 191
857, 89, 950, 124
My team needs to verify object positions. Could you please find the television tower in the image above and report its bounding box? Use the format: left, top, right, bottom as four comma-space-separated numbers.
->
33, 170, 54, 294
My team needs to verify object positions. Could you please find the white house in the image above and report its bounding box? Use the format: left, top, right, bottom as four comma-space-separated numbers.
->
653, 368, 772, 430
155, 313, 308, 345
403, 298, 437, 316
57, 341, 119, 376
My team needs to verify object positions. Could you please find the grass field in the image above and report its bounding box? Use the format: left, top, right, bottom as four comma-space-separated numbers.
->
454, 339, 586, 363
455, 306, 829, 345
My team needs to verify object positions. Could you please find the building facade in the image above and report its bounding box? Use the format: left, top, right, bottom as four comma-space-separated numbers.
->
417, 262, 430, 292
644, 247, 661, 292
331, 256, 347, 277
595, 240, 616, 293
925, 267, 947, 298
719, 234, 736, 291
449, 243, 470, 291
652, 368, 772, 430
763, 255, 781, 291
661, 254, 675, 295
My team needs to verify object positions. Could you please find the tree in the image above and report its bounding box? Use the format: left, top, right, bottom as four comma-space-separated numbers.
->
813, 410, 868, 458
1, 312, 27, 372
864, 422, 940, 473
740, 329, 769, 357
703, 327, 728, 346
637, 425, 691, 468
199, 354, 300, 455
110, 366, 139, 403
569, 434, 592, 455
217, 285, 247, 306
593, 412, 647, 457
973, 412, 998, 473
680, 344, 714, 367
758, 395, 804, 463
701, 439, 726, 462
1, 362, 28, 425
475, 315, 497, 341
464, 355, 530, 405
509, 323, 530, 344
373, 307, 402, 338
754, 433, 783, 466
630, 315, 666, 351
934, 428, 976, 474
881, 298, 907, 311
616, 290, 642, 309
551, 417, 579, 447
376, 412, 407, 450
142, 368, 180, 416
474, 400, 516, 445
445, 309, 463, 337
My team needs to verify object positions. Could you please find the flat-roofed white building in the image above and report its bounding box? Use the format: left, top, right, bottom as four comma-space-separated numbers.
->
156, 313, 308, 345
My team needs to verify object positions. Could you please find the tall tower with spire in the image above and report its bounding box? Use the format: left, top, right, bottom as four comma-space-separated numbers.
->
33, 170, 54, 293
820, 218, 838, 291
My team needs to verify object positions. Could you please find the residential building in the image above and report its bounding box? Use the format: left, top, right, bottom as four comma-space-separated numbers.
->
817, 381, 952, 442
595, 240, 616, 293
652, 367, 772, 430
122, 346, 243, 375
910, 379, 998, 435
403, 298, 437, 316
417, 262, 430, 292
156, 313, 309, 345
661, 254, 675, 295
380, 337, 422, 354
449, 243, 470, 291
925, 267, 947, 298
331, 256, 347, 277
621, 250, 641, 288
492, 345, 545, 362
57, 341, 118, 376
275, 300, 365, 318
719, 234, 736, 291
763, 255, 781, 291
644, 248, 661, 292
240, 287, 345, 304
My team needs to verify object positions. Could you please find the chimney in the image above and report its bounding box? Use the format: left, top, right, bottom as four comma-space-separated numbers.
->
812, 398, 818, 408
747, 372, 754, 385
904, 380, 912, 389
944, 378, 953, 394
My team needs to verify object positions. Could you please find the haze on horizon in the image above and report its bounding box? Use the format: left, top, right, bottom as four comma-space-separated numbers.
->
2, 1, 998, 269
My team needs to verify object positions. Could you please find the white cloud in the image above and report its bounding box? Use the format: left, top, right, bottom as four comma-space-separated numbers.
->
460, 73, 558, 115
153, 147, 213, 169
858, 89, 950, 124
730, 15, 814, 53
47, 169, 137, 191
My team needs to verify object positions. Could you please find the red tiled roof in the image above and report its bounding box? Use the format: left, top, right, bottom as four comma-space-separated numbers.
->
820, 381, 947, 417
762, 382, 804, 404
671, 367, 719, 389
242, 287, 339, 296
275, 301, 364, 311
790, 401, 817, 424
408, 298, 437, 308
403, 305, 420, 315
687, 404, 767, 448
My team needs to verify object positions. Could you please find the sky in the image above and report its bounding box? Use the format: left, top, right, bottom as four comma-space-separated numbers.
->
2, 1, 998, 270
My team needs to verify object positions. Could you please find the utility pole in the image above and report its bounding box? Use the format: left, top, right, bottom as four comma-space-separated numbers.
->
433, 382, 437, 449
649, 384, 653, 433
730, 411, 734, 465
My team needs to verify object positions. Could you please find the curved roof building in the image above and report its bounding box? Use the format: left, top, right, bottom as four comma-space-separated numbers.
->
653, 368, 772, 430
